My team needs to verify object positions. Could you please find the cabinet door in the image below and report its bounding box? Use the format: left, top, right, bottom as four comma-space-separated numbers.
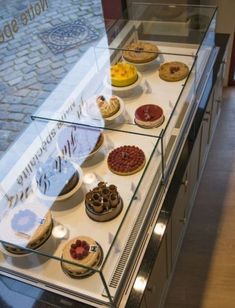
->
213, 65, 224, 116
140, 294, 148, 308
145, 235, 167, 308
199, 96, 212, 172
185, 130, 201, 219
171, 170, 189, 262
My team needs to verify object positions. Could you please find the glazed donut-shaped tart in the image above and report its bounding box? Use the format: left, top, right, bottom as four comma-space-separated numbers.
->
159, 61, 189, 82
123, 41, 159, 64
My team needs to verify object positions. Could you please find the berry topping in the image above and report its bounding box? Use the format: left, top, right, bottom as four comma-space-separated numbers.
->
70, 240, 90, 260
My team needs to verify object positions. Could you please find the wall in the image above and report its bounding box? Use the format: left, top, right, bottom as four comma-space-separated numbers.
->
201, 0, 235, 85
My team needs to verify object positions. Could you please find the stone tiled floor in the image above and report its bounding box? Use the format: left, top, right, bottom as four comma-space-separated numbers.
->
0, 0, 104, 158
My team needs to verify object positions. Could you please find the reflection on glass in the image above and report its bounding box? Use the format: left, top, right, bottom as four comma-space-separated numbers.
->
134, 276, 147, 292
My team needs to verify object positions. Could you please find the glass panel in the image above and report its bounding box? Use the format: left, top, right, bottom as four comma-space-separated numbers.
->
0, 0, 106, 157
195, 12, 216, 86
0, 117, 161, 305
161, 54, 197, 180
118, 3, 216, 45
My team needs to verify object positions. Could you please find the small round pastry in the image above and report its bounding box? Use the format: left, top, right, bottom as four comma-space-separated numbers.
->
4, 211, 53, 255
135, 104, 164, 128
61, 236, 103, 278
110, 62, 138, 87
36, 156, 80, 198
159, 61, 189, 82
108, 145, 146, 176
85, 182, 123, 222
57, 126, 104, 161
96, 95, 120, 118
11, 209, 37, 233
123, 41, 159, 64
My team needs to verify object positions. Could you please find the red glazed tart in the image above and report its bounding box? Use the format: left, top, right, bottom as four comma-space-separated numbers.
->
108, 145, 146, 175
135, 104, 164, 128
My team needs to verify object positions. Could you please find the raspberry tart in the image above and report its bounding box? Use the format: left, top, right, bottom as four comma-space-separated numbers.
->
108, 145, 146, 176
61, 236, 103, 278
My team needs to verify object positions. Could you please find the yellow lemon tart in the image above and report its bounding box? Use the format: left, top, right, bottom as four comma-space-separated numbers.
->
110, 62, 138, 87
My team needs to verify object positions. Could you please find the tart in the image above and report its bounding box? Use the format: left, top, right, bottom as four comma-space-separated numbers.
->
85, 182, 123, 222
135, 104, 164, 128
159, 61, 189, 82
36, 156, 79, 198
61, 236, 103, 278
108, 145, 146, 176
57, 126, 104, 161
110, 62, 138, 87
4, 211, 53, 255
96, 95, 120, 118
123, 41, 159, 64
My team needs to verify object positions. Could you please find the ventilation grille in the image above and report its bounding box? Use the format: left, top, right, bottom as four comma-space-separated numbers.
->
109, 205, 147, 289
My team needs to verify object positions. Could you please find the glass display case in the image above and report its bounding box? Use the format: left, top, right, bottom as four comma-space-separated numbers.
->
0, 3, 217, 307
0, 119, 161, 307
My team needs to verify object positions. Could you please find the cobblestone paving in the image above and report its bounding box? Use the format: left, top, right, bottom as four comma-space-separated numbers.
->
0, 0, 104, 158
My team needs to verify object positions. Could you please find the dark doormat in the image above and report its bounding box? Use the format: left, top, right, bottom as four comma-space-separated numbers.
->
39, 18, 100, 54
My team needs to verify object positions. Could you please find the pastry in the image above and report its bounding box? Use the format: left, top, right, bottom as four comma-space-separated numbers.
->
108, 145, 146, 176
85, 182, 123, 222
36, 156, 79, 197
110, 62, 138, 87
123, 41, 159, 64
96, 95, 120, 118
57, 125, 104, 161
4, 211, 53, 254
135, 104, 164, 128
61, 236, 103, 278
159, 61, 189, 82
